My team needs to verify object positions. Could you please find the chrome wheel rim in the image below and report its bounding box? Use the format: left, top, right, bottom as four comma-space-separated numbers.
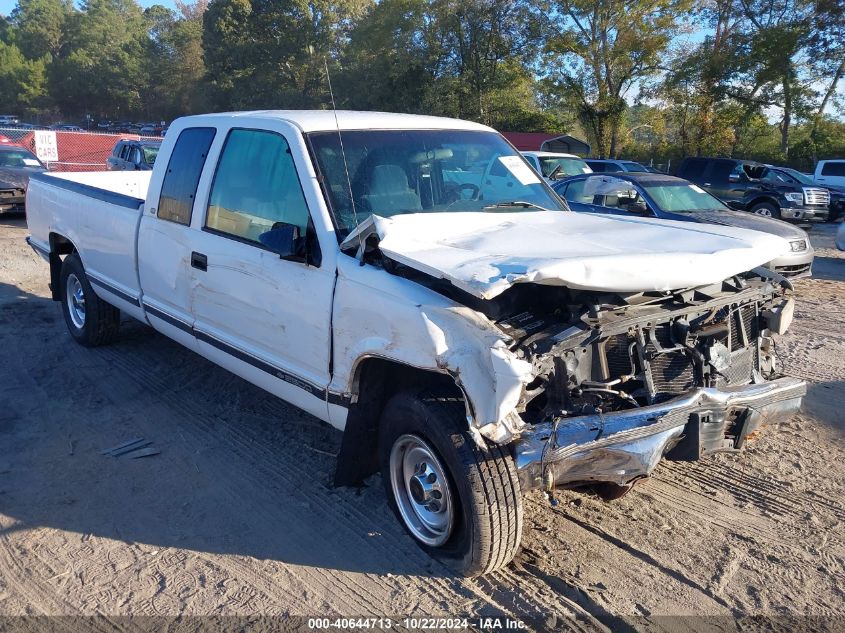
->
66, 273, 86, 329
389, 434, 455, 547
755, 207, 773, 217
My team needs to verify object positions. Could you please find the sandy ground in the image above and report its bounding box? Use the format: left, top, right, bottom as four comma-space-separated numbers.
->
0, 214, 843, 631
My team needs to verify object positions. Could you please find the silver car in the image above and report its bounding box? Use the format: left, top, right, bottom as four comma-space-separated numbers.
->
554, 172, 815, 277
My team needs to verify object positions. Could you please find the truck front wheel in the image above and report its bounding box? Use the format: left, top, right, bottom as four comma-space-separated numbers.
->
59, 253, 120, 347
751, 201, 781, 219
378, 391, 523, 576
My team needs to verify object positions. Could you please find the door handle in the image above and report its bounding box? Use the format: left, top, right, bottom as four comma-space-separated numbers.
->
703, 182, 711, 186
191, 251, 207, 271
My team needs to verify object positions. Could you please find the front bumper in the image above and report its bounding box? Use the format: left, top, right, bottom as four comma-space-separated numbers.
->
769, 246, 814, 278
0, 188, 25, 213
513, 376, 806, 491
779, 206, 828, 221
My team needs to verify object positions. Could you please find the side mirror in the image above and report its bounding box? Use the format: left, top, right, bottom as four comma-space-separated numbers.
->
259, 222, 303, 259
728, 173, 741, 183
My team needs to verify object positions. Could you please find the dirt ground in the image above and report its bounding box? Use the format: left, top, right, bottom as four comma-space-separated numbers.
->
0, 214, 843, 632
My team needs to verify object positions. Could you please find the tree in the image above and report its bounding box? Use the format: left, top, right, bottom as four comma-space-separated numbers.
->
805, 0, 845, 162
340, 0, 557, 131
0, 40, 47, 114
545, 0, 693, 157
731, 0, 815, 157
10, 0, 73, 60
49, 0, 148, 118
203, 0, 370, 110
145, 1, 208, 118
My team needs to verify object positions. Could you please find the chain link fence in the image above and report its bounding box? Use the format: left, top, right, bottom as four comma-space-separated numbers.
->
0, 126, 161, 172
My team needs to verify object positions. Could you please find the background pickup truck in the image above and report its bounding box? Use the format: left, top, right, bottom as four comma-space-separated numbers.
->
677, 156, 829, 222
26, 111, 806, 576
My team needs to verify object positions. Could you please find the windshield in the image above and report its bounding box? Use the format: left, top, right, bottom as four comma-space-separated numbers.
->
308, 129, 568, 236
621, 161, 648, 172
778, 168, 814, 185
643, 183, 728, 212
539, 157, 591, 177
0, 148, 42, 168
142, 145, 160, 165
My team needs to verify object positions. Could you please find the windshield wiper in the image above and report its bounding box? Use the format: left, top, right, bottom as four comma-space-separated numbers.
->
483, 201, 552, 212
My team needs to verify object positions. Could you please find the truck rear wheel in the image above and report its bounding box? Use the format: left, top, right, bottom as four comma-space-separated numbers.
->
378, 391, 523, 577
59, 253, 120, 347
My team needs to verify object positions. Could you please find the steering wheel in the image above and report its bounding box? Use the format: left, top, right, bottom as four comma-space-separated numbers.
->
458, 182, 481, 200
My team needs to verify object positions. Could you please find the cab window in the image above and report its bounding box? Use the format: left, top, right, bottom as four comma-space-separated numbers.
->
158, 127, 216, 225
206, 129, 310, 245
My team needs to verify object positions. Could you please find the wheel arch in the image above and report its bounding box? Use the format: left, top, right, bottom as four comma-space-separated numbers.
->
747, 195, 780, 211
47, 232, 78, 301
334, 356, 468, 487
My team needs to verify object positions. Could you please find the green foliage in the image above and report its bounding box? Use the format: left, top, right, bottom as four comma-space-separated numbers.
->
338, 0, 556, 131
10, 0, 72, 59
145, 1, 208, 118
203, 0, 370, 110
47, 0, 148, 117
0, 40, 47, 114
545, 0, 694, 157
0, 0, 840, 171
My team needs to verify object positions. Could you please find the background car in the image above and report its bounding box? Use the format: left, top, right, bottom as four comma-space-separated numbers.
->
584, 158, 652, 173
106, 139, 161, 171
521, 151, 592, 182
0, 145, 46, 214
814, 159, 845, 189
553, 172, 815, 277
676, 157, 829, 223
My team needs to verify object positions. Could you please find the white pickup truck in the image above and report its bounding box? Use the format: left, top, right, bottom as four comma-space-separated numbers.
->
26, 111, 806, 576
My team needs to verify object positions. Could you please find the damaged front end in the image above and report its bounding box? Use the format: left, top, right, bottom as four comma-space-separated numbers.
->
487, 268, 806, 492
343, 214, 806, 495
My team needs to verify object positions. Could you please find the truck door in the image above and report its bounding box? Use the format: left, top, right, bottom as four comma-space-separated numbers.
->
703, 159, 745, 208
138, 126, 217, 351
186, 125, 335, 421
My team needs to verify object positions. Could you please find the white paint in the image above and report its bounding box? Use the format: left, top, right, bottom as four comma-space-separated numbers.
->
33, 130, 58, 162
498, 156, 541, 185
344, 211, 791, 300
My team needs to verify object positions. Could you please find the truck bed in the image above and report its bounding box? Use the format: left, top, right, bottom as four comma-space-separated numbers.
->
26, 171, 152, 316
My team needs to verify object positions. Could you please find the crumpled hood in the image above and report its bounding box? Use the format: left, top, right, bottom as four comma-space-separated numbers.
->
682, 209, 807, 239
342, 211, 791, 300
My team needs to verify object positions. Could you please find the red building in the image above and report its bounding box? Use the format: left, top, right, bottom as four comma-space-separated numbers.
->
502, 132, 591, 156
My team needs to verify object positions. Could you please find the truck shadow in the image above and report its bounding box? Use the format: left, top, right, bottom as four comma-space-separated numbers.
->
0, 212, 26, 228
0, 281, 475, 579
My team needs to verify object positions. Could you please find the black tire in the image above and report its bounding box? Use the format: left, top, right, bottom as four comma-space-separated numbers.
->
378, 390, 523, 577
750, 201, 781, 219
59, 253, 120, 347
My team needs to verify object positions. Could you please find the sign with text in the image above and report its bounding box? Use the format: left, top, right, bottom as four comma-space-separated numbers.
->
34, 130, 59, 163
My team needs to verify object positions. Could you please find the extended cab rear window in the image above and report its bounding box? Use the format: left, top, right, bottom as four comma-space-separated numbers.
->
821, 162, 845, 177
158, 127, 216, 225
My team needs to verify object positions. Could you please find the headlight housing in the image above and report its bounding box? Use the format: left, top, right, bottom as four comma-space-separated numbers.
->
784, 192, 804, 205
790, 239, 807, 252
